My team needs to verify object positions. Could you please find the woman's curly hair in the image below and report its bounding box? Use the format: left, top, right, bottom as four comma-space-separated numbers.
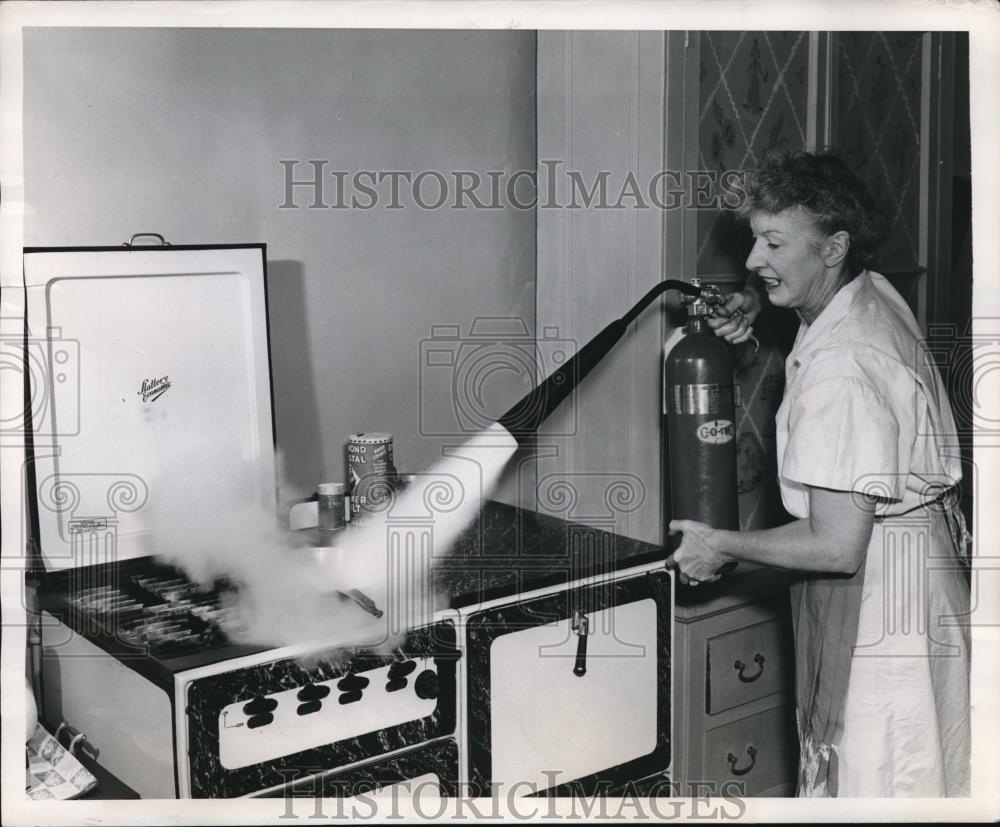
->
736, 149, 888, 278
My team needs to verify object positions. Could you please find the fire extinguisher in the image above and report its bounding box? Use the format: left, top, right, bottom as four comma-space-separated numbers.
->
663, 279, 741, 551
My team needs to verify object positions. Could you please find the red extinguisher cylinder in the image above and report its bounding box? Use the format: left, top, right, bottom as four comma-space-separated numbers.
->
664, 315, 739, 536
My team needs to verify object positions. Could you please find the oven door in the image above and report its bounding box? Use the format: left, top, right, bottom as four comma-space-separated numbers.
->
464, 568, 671, 796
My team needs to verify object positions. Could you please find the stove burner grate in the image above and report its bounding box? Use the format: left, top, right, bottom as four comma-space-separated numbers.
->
63, 569, 243, 657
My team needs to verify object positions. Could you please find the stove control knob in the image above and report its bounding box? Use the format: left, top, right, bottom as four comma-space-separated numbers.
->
386, 659, 418, 692
413, 669, 439, 700
297, 683, 331, 702
247, 712, 274, 729
387, 659, 417, 681
337, 674, 369, 693
296, 700, 323, 716
243, 696, 278, 716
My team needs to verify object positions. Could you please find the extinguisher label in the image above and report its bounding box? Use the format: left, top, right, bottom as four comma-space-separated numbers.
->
696, 419, 735, 444
665, 383, 733, 415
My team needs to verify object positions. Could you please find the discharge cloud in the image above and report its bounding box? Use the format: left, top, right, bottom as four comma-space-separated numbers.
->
147, 424, 518, 654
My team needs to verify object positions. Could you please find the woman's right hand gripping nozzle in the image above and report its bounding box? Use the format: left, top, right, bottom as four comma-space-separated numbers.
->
706, 284, 763, 350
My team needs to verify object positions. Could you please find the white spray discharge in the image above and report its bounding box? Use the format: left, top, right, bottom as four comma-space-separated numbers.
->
315, 422, 519, 633
147, 423, 518, 654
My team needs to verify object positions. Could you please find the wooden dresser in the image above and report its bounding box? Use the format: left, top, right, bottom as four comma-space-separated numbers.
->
671, 567, 798, 797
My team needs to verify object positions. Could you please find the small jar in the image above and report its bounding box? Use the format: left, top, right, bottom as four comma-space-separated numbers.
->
317, 482, 347, 546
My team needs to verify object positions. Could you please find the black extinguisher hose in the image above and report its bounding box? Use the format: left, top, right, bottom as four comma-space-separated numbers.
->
497, 279, 699, 441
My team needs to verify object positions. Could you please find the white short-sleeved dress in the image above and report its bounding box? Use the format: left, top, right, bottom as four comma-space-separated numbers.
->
775, 271, 970, 797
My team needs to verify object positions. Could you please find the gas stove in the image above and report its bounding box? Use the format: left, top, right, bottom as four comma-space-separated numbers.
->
24, 243, 673, 801
25, 244, 461, 798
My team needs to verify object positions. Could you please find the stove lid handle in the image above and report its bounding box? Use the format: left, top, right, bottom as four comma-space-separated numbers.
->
122, 232, 171, 247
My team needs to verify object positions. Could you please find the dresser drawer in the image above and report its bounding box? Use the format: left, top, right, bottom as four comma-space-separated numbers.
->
702, 704, 797, 796
705, 617, 791, 714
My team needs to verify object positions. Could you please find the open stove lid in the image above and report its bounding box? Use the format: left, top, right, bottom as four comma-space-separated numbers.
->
23, 244, 276, 572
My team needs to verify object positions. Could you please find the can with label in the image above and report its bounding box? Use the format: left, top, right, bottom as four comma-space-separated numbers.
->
316, 482, 347, 546
345, 433, 397, 527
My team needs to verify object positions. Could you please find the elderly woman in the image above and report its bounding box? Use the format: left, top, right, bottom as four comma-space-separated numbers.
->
668, 150, 970, 797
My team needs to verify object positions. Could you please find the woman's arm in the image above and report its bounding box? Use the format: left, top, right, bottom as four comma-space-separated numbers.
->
665, 486, 876, 581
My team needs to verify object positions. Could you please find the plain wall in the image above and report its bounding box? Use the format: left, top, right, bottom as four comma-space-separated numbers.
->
23, 27, 537, 507
535, 32, 671, 545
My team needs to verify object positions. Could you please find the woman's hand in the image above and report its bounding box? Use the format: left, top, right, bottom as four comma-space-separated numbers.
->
665, 519, 732, 585
706, 281, 763, 345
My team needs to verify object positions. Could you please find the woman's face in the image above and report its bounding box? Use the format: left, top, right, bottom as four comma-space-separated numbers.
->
745, 207, 841, 321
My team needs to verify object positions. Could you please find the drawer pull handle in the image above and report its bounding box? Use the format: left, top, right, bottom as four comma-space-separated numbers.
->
726, 745, 758, 776
733, 652, 765, 682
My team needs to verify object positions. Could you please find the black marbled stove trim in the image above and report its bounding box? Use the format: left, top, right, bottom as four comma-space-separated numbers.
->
260, 737, 459, 798
466, 570, 672, 796
186, 620, 459, 798
434, 501, 668, 609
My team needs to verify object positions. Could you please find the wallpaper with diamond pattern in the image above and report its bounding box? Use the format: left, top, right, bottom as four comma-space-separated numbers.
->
834, 32, 924, 271
697, 31, 810, 277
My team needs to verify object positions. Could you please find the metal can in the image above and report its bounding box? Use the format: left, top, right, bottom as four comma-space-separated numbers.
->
345, 433, 397, 527
316, 482, 347, 546
345, 432, 395, 481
